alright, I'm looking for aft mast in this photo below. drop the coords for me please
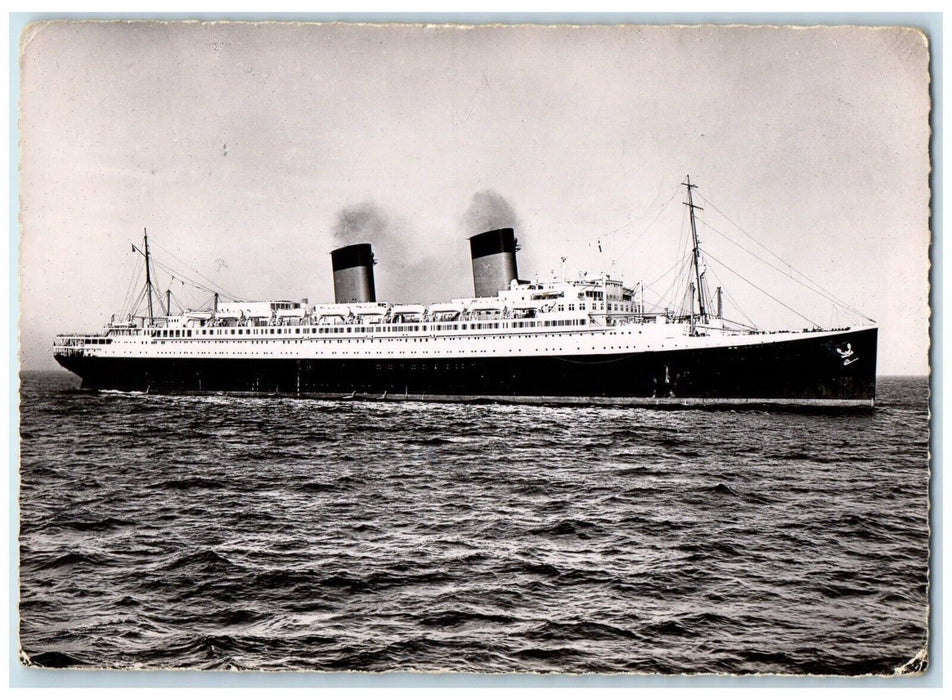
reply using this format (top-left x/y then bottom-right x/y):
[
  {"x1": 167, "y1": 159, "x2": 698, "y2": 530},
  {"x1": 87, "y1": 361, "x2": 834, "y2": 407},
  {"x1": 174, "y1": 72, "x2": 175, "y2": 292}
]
[{"x1": 131, "y1": 227, "x2": 158, "y2": 326}]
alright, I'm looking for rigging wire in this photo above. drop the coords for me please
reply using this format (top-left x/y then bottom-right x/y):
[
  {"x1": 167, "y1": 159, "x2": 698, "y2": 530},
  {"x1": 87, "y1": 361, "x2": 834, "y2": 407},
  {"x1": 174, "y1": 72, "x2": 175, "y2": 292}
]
[
  {"x1": 612, "y1": 185, "x2": 683, "y2": 261},
  {"x1": 670, "y1": 206, "x2": 695, "y2": 313},
  {"x1": 118, "y1": 260, "x2": 136, "y2": 315},
  {"x1": 702, "y1": 249, "x2": 819, "y2": 328},
  {"x1": 119, "y1": 260, "x2": 143, "y2": 319},
  {"x1": 150, "y1": 257, "x2": 238, "y2": 302},
  {"x1": 150, "y1": 258, "x2": 211, "y2": 296},
  {"x1": 694, "y1": 215, "x2": 873, "y2": 324},
  {"x1": 673, "y1": 256, "x2": 694, "y2": 316},
  {"x1": 147, "y1": 265, "x2": 167, "y2": 316},
  {"x1": 645, "y1": 252, "x2": 692, "y2": 313},
  {"x1": 694, "y1": 191, "x2": 873, "y2": 322},
  {"x1": 170, "y1": 283, "x2": 214, "y2": 315},
  {"x1": 149, "y1": 239, "x2": 243, "y2": 301},
  {"x1": 644, "y1": 255, "x2": 685, "y2": 302},
  {"x1": 713, "y1": 315, "x2": 760, "y2": 332},
  {"x1": 195, "y1": 292, "x2": 215, "y2": 312},
  {"x1": 705, "y1": 265, "x2": 759, "y2": 330},
  {"x1": 644, "y1": 252, "x2": 688, "y2": 289},
  {"x1": 174, "y1": 280, "x2": 200, "y2": 313},
  {"x1": 168, "y1": 286, "x2": 191, "y2": 315},
  {"x1": 546, "y1": 184, "x2": 682, "y2": 248},
  {"x1": 127, "y1": 286, "x2": 147, "y2": 319}
]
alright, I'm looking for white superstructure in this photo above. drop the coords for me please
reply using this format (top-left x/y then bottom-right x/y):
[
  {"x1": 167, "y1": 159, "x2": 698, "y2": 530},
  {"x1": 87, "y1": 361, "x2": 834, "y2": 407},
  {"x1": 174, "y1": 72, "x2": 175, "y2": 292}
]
[{"x1": 55, "y1": 275, "x2": 858, "y2": 362}]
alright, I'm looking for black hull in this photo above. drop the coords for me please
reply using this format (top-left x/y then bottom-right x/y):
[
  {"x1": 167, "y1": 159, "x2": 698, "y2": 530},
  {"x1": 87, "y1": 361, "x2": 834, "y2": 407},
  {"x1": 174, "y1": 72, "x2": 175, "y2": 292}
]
[{"x1": 55, "y1": 328, "x2": 877, "y2": 408}]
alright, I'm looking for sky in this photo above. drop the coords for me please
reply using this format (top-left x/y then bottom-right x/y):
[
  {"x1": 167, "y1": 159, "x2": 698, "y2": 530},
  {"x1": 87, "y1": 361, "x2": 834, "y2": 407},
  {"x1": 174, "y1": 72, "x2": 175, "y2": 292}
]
[{"x1": 18, "y1": 22, "x2": 931, "y2": 374}]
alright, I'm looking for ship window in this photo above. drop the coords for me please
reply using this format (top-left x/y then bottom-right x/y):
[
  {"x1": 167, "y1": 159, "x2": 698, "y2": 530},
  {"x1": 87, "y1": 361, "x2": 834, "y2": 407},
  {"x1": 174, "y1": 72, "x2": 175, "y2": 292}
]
[
  {"x1": 187, "y1": 330, "x2": 192, "y2": 337},
  {"x1": 231, "y1": 329, "x2": 236, "y2": 335},
  {"x1": 296, "y1": 328, "x2": 301, "y2": 334}
]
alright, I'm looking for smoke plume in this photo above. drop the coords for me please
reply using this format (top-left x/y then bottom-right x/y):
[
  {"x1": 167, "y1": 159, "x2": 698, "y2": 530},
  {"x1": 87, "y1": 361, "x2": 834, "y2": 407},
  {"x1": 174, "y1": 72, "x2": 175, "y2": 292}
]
[
  {"x1": 329, "y1": 201, "x2": 470, "y2": 303},
  {"x1": 327, "y1": 192, "x2": 523, "y2": 303},
  {"x1": 333, "y1": 202, "x2": 390, "y2": 243},
  {"x1": 462, "y1": 189, "x2": 520, "y2": 235}
]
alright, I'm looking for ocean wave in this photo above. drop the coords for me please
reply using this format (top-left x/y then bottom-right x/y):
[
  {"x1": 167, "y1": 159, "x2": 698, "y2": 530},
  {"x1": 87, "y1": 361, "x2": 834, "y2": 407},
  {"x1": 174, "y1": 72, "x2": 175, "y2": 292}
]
[
  {"x1": 524, "y1": 620, "x2": 641, "y2": 642},
  {"x1": 30, "y1": 551, "x2": 108, "y2": 571},
  {"x1": 418, "y1": 609, "x2": 517, "y2": 628},
  {"x1": 21, "y1": 649, "x2": 89, "y2": 668},
  {"x1": 17, "y1": 372, "x2": 931, "y2": 674},
  {"x1": 152, "y1": 476, "x2": 226, "y2": 490}
]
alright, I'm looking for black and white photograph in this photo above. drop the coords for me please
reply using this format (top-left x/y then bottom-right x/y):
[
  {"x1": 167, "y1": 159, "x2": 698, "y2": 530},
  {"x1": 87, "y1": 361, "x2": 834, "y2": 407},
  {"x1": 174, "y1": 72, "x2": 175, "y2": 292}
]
[{"x1": 16, "y1": 19, "x2": 932, "y2": 678}]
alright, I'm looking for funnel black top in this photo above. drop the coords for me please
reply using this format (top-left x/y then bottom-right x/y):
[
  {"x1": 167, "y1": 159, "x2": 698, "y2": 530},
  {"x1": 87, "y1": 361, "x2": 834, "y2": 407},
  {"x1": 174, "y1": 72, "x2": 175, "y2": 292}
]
[
  {"x1": 469, "y1": 228, "x2": 517, "y2": 260},
  {"x1": 331, "y1": 243, "x2": 374, "y2": 271}
]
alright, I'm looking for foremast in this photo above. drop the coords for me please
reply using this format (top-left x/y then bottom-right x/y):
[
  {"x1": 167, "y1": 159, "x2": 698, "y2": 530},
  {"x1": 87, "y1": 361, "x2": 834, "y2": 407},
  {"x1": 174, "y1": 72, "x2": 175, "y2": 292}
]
[{"x1": 683, "y1": 175, "x2": 708, "y2": 326}]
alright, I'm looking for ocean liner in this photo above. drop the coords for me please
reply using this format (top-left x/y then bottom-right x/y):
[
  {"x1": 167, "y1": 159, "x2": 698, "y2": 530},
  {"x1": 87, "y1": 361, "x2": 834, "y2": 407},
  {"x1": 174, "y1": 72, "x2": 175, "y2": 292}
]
[{"x1": 53, "y1": 178, "x2": 878, "y2": 408}]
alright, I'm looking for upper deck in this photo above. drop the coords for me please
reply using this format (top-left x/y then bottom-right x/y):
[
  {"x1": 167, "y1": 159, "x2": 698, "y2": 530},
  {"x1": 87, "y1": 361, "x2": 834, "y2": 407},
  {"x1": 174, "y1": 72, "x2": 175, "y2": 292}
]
[
  {"x1": 53, "y1": 276, "x2": 763, "y2": 359},
  {"x1": 56, "y1": 277, "x2": 651, "y2": 343}
]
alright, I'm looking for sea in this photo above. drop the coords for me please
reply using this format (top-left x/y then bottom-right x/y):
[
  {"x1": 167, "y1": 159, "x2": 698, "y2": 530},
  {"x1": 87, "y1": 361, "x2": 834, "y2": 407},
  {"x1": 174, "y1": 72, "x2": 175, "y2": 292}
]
[{"x1": 17, "y1": 371, "x2": 931, "y2": 676}]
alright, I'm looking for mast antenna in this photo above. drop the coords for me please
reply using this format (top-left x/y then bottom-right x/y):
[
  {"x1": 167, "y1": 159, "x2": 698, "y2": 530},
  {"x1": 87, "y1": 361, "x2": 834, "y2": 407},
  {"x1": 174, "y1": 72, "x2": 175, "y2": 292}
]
[{"x1": 682, "y1": 175, "x2": 707, "y2": 322}]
